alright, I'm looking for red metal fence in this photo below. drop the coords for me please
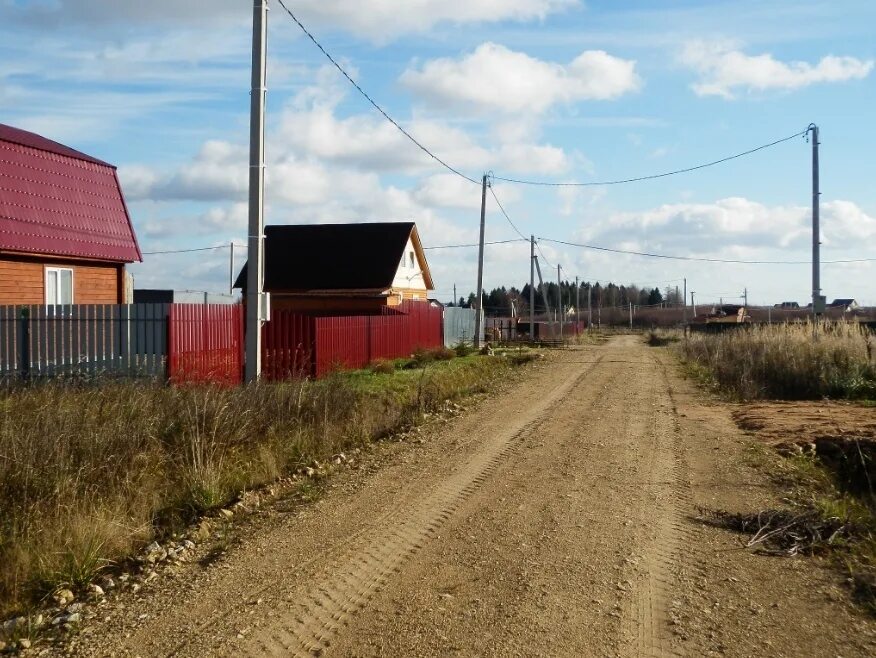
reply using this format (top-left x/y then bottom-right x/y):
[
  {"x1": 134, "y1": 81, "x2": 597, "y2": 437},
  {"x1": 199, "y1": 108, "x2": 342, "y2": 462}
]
[
  {"x1": 263, "y1": 301, "x2": 443, "y2": 379},
  {"x1": 168, "y1": 304, "x2": 243, "y2": 385}
]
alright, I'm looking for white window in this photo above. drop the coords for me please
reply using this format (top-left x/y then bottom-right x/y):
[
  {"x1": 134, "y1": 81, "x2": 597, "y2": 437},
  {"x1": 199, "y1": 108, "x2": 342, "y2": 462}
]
[
  {"x1": 409, "y1": 251, "x2": 415, "y2": 268},
  {"x1": 45, "y1": 267, "x2": 74, "y2": 305}
]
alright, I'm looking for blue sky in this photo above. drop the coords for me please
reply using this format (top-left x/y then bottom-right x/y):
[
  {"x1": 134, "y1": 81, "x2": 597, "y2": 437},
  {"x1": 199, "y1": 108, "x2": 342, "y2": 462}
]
[{"x1": 1, "y1": 0, "x2": 875, "y2": 305}]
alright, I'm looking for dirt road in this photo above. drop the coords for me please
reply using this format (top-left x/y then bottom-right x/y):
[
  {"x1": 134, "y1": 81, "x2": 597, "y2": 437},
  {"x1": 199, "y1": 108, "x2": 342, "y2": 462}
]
[{"x1": 73, "y1": 336, "x2": 875, "y2": 657}]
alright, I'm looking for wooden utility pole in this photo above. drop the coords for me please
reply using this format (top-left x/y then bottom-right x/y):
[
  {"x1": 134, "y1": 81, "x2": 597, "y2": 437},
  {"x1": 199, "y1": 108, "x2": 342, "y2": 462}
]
[
  {"x1": 629, "y1": 302, "x2": 633, "y2": 330},
  {"x1": 473, "y1": 173, "x2": 487, "y2": 348},
  {"x1": 529, "y1": 236, "x2": 535, "y2": 341},
  {"x1": 575, "y1": 276, "x2": 580, "y2": 332},
  {"x1": 453, "y1": 283, "x2": 456, "y2": 306},
  {"x1": 244, "y1": 0, "x2": 268, "y2": 383}
]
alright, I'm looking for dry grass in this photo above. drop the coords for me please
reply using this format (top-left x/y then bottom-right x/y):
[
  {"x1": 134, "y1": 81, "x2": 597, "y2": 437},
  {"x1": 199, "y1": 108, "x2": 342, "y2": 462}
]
[
  {"x1": 680, "y1": 322, "x2": 876, "y2": 400},
  {"x1": 0, "y1": 355, "x2": 510, "y2": 616}
]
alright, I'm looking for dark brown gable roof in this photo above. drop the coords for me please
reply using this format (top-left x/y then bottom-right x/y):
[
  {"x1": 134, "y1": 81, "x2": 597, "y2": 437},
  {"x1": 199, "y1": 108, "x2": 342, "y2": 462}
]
[{"x1": 235, "y1": 222, "x2": 417, "y2": 292}]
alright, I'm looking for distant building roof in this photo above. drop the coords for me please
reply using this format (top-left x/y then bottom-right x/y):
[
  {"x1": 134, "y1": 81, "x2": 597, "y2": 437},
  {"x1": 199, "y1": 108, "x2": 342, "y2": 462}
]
[
  {"x1": 234, "y1": 222, "x2": 434, "y2": 292},
  {"x1": 830, "y1": 298, "x2": 857, "y2": 305},
  {"x1": 0, "y1": 123, "x2": 141, "y2": 263}
]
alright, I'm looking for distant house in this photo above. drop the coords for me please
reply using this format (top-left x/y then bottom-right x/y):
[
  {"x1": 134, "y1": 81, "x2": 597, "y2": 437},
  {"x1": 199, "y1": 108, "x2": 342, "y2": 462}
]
[
  {"x1": 775, "y1": 301, "x2": 800, "y2": 309},
  {"x1": 829, "y1": 298, "x2": 859, "y2": 311},
  {"x1": 234, "y1": 222, "x2": 434, "y2": 314},
  {"x1": 0, "y1": 123, "x2": 141, "y2": 305}
]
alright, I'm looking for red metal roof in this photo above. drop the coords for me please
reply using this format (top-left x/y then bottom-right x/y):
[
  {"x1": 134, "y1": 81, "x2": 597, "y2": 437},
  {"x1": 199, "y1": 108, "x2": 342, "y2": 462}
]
[{"x1": 0, "y1": 123, "x2": 141, "y2": 263}]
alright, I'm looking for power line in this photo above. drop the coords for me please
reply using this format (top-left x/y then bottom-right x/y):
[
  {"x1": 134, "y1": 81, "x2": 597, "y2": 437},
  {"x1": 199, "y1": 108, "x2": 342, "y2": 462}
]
[
  {"x1": 539, "y1": 237, "x2": 876, "y2": 265},
  {"x1": 275, "y1": 0, "x2": 479, "y2": 185},
  {"x1": 488, "y1": 184, "x2": 528, "y2": 241},
  {"x1": 424, "y1": 238, "x2": 527, "y2": 250},
  {"x1": 492, "y1": 128, "x2": 809, "y2": 187},
  {"x1": 141, "y1": 245, "x2": 229, "y2": 255}
]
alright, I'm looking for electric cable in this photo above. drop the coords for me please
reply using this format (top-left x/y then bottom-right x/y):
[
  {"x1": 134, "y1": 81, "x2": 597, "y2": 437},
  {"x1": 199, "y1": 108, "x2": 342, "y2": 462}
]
[
  {"x1": 275, "y1": 0, "x2": 480, "y2": 185},
  {"x1": 538, "y1": 237, "x2": 876, "y2": 264},
  {"x1": 492, "y1": 128, "x2": 809, "y2": 186},
  {"x1": 141, "y1": 245, "x2": 229, "y2": 256}
]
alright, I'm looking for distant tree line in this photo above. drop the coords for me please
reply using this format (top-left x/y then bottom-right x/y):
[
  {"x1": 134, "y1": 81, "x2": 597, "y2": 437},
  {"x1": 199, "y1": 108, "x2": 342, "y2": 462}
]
[{"x1": 448, "y1": 281, "x2": 685, "y2": 317}]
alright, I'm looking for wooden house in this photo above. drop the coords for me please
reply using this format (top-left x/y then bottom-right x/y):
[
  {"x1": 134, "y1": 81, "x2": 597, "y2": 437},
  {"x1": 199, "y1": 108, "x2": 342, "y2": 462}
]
[
  {"x1": 234, "y1": 222, "x2": 434, "y2": 314},
  {"x1": 0, "y1": 123, "x2": 141, "y2": 305}
]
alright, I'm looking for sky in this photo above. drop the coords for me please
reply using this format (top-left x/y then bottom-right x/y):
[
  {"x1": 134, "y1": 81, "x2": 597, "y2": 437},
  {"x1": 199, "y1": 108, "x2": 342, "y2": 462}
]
[{"x1": 1, "y1": 0, "x2": 875, "y2": 306}]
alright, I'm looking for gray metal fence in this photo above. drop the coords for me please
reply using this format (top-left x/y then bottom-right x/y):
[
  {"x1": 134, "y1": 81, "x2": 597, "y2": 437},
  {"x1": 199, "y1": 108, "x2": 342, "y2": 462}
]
[
  {"x1": 443, "y1": 307, "x2": 481, "y2": 347},
  {"x1": 0, "y1": 304, "x2": 169, "y2": 380}
]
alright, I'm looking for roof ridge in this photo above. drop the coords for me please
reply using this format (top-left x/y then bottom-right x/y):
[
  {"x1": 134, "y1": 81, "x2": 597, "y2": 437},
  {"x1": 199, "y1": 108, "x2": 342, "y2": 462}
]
[{"x1": 0, "y1": 123, "x2": 113, "y2": 168}]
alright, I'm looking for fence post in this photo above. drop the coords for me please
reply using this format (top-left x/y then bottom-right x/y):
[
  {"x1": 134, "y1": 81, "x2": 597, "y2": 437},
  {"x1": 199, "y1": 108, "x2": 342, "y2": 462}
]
[{"x1": 19, "y1": 308, "x2": 30, "y2": 381}]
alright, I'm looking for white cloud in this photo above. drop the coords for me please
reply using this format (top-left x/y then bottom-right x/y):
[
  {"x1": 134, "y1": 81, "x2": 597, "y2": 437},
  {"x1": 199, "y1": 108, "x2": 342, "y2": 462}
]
[
  {"x1": 3, "y1": 0, "x2": 576, "y2": 39},
  {"x1": 681, "y1": 40, "x2": 874, "y2": 98},
  {"x1": 288, "y1": 0, "x2": 577, "y2": 41},
  {"x1": 577, "y1": 197, "x2": 876, "y2": 255},
  {"x1": 402, "y1": 43, "x2": 641, "y2": 113}
]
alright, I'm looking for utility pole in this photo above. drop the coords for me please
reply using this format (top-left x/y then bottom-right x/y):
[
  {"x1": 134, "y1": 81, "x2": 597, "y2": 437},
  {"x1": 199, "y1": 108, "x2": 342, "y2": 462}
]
[
  {"x1": 743, "y1": 287, "x2": 748, "y2": 309},
  {"x1": 453, "y1": 283, "x2": 456, "y2": 306},
  {"x1": 629, "y1": 301, "x2": 633, "y2": 330},
  {"x1": 575, "y1": 276, "x2": 580, "y2": 333},
  {"x1": 529, "y1": 236, "x2": 535, "y2": 341},
  {"x1": 691, "y1": 291, "x2": 697, "y2": 316},
  {"x1": 473, "y1": 173, "x2": 487, "y2": 348},
  {"x1": 229, "y1": 242, "x2": 234, "y2": 296},
  {"x1": 682, "y1": 277, "x2": 687, "y2": 324},
  {"x1": 809, "y1": 123, "x2": 823, "y2": 334},
  {"x1": 244, "y1": 0, "x2": 268, "y2": 384},
  {"x1": 557, "y1": 264, "x2": 563, "y2": 341},
  {"x1": 587, "y1": 285, "x2": 592, "y2": 332}
]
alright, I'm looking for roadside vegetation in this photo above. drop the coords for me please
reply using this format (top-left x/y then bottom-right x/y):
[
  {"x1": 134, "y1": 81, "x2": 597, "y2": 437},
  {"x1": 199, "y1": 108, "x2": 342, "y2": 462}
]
[
  {"x1": 678, "y1": 322, "x2": 876, "y2": 613},
  {"x1": 679, "y1": 322, "x2": 876, "y2": 400},
  {"x1": 0, "y1": 348, "x2": 522, "y2": 617}
]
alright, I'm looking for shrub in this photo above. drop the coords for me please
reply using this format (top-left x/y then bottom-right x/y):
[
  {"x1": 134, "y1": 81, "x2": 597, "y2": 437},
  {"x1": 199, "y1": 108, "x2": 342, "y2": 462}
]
[
  {"x1": 453, "y1": 341, "x2": 473, "y2": 357},
  {"x1": 369, "y1": 359, "x2": 395, "y2": 374}
]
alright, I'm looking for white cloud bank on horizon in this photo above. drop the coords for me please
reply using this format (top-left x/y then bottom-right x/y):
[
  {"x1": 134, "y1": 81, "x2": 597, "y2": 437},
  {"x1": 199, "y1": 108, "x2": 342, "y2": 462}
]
[
  {"x1": 401, "y1": 43, "x2": 641, "y2": 113},
  {"x1": 3, "y1": 0, "x2": 578, "y2": 40},
  {"x1": 681, "y1": 40, "x2": 873, "y2": 98}
]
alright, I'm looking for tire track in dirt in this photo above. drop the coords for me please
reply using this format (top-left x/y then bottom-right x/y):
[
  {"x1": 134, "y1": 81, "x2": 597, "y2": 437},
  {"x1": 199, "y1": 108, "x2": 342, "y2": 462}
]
[
  {"x1": 624, "y1": 352, "x2": 688, "y2": 658},
  {"x1": 240, "y1": 357, "x2": 606, "y2": 657}
]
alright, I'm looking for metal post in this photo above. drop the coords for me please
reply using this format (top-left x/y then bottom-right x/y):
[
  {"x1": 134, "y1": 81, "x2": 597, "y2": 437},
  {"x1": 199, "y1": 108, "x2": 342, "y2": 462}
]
[
  {"x1": 245, "y1": 0, "x2": 268, "y2": 384},
  {"x1": 809, "y1": 123, "x2": 822, "y2": 333},
  {"x1": 19, "y1": 308, "x2": 30, "y2": 381},
  {"x1": 557, "y1": 264, "x2": 563, "y2": 342},
  {"x1": 529, "y1": 235, "x2": 535, "y2": 341},
  {"x1": 473, "y1": 174, "x2": 487, "y2": 348}
]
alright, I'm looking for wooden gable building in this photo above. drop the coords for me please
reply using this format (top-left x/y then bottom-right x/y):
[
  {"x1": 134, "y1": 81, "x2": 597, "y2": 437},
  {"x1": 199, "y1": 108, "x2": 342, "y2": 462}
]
[
  {"x1": 234, "y1": 222, "x2": 435, "y2": 314},
  {"x1": 0, "y1": 123, "x2": 141, "y2": 305}
]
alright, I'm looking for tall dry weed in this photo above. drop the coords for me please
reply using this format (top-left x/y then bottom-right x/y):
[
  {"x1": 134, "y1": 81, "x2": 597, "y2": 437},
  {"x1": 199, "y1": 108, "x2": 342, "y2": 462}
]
[
  {"x1": 681, "y1": 322, "x2": 876, "y2": 400},
  {"x1": 0, "y1": 356, "x2": 508, "y2": 615}
]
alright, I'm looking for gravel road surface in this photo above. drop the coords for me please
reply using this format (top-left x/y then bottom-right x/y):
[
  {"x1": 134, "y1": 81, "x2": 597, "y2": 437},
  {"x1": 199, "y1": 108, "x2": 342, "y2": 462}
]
[{"x1": 71, "y1": 335, "x2": 876, "y2": 657}]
